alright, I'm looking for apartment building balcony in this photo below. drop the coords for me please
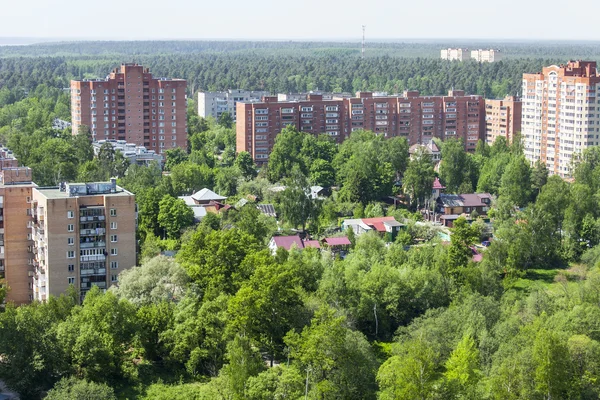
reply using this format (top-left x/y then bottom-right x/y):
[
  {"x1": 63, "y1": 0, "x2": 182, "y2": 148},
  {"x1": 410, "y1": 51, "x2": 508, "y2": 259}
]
[
  {"x1": 80, "y1": 268, "x2": 107, "y2": 276},
  {"x1": 79, "y1": 241, "x2": 106, "y2": 249},
  {"x1": 80, "y1": 215, "x2": 105, "y2": 222},
  {"x1": 80, "y1": 228, "x2": 105, "y2": 236},
  {"x1": 80, "y1": 254, "x2": 106, "y2": 262},
  {"x1": 80, "y1": 281, "x2": 107, "y2": 290}
]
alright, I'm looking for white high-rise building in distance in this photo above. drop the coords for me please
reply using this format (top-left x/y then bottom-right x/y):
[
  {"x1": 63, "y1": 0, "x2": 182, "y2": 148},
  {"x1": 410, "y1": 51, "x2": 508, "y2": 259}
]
[
  {"x1": 522, "y1": 61, "x2": 600, "y2": 177},
  {"x1": 198, "y1": 90, "x2": 268, "y2": 121}
]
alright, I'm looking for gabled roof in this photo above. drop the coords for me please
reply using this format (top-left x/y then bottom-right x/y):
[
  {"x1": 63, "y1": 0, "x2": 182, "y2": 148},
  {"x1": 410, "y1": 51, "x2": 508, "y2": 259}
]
[
  {"x1": 440, "y1": 193, "x2": 492, "y2": 208},
  {"x1": 409, "y1": 139, "x2": 440, "y2": 154},
  {"x1": 190, "y1": 188, "x2": 227, "y2": 202},
  {"x1": 271, "y1": 235, "x2": 304, "y2": 251},
  {"x1": 303, "y1": 240, "x2": 321, "y2": 249},
  {"x1": 343, "y1": 216, "x2": 400, "y2": 233},
  {"x1": 324, "y1": 237, "x2": 352, "y2": 246}
]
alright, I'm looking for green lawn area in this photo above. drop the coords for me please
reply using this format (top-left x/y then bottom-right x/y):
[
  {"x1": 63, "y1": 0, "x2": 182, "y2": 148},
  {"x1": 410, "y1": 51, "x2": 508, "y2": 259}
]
[{"x1": 509, "y1": 265, "x2": 588, "y2": 294}]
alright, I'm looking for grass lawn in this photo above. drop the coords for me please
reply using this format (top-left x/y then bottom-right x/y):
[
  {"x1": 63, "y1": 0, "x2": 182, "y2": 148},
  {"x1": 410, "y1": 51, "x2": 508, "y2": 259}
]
[{"x1": 509, "y1": 265, "x2": 587, "y2": 294}]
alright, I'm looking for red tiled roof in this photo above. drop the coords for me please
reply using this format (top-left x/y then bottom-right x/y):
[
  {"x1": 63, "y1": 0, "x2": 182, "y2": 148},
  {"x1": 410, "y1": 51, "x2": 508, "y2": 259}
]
[
  {"x1": 272, "y1": 235, "x2": 304, "y2": 251},
  {"x1": 324, "y1": 237, "x2": 352, "y2": 246}
]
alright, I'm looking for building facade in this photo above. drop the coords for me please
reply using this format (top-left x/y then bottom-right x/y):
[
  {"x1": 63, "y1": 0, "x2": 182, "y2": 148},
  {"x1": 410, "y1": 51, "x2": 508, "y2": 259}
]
[
  {"x1": 471, "y1": 49, "x2": 502, "y2": 63},
  {"x1": 198, "y1": 90, "x2": 268, "y2": 121},
  {"x1": 485, "y1": 96, "x2": 522, "y2": 145},
  {"x1": 71, "y1": 64, "x2": 187, "y2": 153},
  {"x1": 31, "y1": 180, "x2": 136, "y2": 302},
  {"x1": 522, "y1": 61, "x2": 600, "y2": 176},
  {"x1": 237, "y1": 90, "x2": 485, "y2": 163},
  {"x1": 441, "y1": 48, "x2": 468, "y2": 61},
  {"x1": 0, "y1": 150, "x2": 36, "y2": 304}
]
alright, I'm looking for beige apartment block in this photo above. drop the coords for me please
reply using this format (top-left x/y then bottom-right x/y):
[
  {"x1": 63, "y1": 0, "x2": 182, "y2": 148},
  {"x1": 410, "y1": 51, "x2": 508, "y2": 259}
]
[
  {"x1": 471, "y1": 49, "x2": 503, "y2": 63},
  {"x1": 522, "y1": 60, "x2": 600, "y2": 176},
  {"x1": 31, "y1": 180, "x2": 136, "y2": 302},
  {"x1": 441, "y1": 48, "x2": 468, "y2": 61}
]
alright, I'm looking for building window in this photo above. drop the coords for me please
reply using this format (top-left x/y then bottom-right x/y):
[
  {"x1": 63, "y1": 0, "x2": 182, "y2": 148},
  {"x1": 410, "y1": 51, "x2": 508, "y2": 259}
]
[
  {"x1": 67, "y1": 251, "x2": 75, "y2": 258},
  {"x1": 67, "y1": 211, "x2": 74, "y2": 219},
  {"x1": 67, "y1": 237, "x2": 74, "y2": 245},
  {"x1": 111, "y1": 261, "x2": 119, "y2": 269},
  {"x1": 26, "y1": 208, "x2": 31, "y2": 216},
  {"x1": 67, "y1": 224, "x2": 74, "y2": 232},
  {"x1": 110, "y1": 248, "x2": 118, "y2": 256},
  {"x1": 110, "y1": 222, "x2": 117, "y2": 230},
  {"x1": 110, "y1": 235, "x2": 118, "y2": 243},
  {"x1": 68, "y1": 277, "x2": 75, "y2": 284},
  {"x1": 68, "y1": 264, "x2": 74, "y2": 272},
  {"x1": 110, "y1": 208, "x2": 117, "y2": 217},
  {"x1": 111, "y1": 274, "x2": 118, "y2": 283}
]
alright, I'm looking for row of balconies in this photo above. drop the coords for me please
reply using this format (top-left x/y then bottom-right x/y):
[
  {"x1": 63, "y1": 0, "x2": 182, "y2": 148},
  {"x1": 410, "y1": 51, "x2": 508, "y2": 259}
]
[
  {"x1": 80, "y1": 254, "x2": 106, "y2": 262},
  {"x1": 79, "y1": 241, "x2": 106, "y2": 249},
  {"x1": 80, "y1": 268, "x2": 107, "y2": 276},
  {"x1": 80, "y1": 281, "x2": 107, "y2": 289},
  {"x1": 80, "y1": 228, "x2": 106, "y2": 236}
]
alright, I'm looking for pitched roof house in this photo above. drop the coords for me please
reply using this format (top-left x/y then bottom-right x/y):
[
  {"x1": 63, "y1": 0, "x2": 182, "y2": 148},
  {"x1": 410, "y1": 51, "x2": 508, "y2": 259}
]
[
  {"x1": 268, "y1": 235, "x2": 321, "y2": 254},
  {"x1": 341, "y1": 216, "x2": 404, "y2": 242},
  {"x1": 178, "y1": 188, "x2": 228, "y2": 221},
  {"x1": 438, "y1": 193, "x2": 493, "y2": 226},
  {"x1": 409, "y1": 139, "x2": 441, "y2": 162}
]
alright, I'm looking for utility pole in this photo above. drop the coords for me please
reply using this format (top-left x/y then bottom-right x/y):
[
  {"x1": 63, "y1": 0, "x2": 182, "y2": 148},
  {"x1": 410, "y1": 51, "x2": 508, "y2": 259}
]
[{"x1": 361, "y1": 25, "x2": 366, "y2": 59}]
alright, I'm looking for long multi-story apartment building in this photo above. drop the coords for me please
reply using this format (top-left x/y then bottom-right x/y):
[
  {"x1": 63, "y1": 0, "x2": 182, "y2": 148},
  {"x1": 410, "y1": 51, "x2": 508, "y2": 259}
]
[
  {"x1": 237, "y1": 90, "x2": 485, "y2": 163},
  {"x1": 522, "y1": 60, "x2": 600, "y2": 176},
  {"x1": 485, "y1": 96, "x2": 522, "y2": 145},
  {"x1": 0, "y1": 148, "x2": 36, "y2": 304},
  {"x1": 71, "y1": 63, "x2": 188, "y2": 153},
  {"x1": 198, "y1": 90, "x2": 268, "y2": 121},
  {"x1": 471, "y1": 49, "x2": 502, "y2": 63},
  {"x1": 441, "y1": 48, "x2": 468, "y2": 61},
  {"x1": 31, "y1": 180, "x2": 136, "y2": 302}
]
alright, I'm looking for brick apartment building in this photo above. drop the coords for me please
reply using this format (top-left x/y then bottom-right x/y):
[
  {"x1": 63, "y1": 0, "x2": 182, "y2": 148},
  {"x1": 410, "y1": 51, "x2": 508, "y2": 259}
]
[
  {"x1": 31, "y1": 180, "x2": 136, "y2": 302},
  {"x1": 485, "y1": 96, "x2": 522, "y2": 145},
  {"x1": 71, "y1": 64, "x2": 188, "y2": 153},
  {"x1": 0, "y1": 147, "x2": 36, "y2": 304},
  {"x1": 237, "y1": 90, "x2": 485, "y2": 163},
  {"x1": 522, "y1": 60, "x2": 600, "y2": 176}
]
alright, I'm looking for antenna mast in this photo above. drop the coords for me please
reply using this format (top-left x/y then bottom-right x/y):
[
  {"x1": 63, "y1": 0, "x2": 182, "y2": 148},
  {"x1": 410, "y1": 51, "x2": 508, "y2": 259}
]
[{"x1": 361, "y1": 25, "x2": 366, "y2": 59}]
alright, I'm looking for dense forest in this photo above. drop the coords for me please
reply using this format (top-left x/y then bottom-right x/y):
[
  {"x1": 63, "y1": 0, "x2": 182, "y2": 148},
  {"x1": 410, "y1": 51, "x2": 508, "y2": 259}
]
[
  {"x1": 3, "y1": 41, "x2": 600, "y2": 399},
  {"x1": 3, "y1": 40, "x2": 600, "y2": 97}
]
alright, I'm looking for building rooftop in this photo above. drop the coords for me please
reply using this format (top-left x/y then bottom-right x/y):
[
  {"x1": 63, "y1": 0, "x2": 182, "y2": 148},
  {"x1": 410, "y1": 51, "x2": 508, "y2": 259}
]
[
  {"x1": 190, "y1": 188, "x2": 227, "y2": 202},
  {"x1": 439, "y1": 193, "x2": 492, "y2": 208},
  {"x1": 35, "y1": 181, "x2": 133, "y2": 199}
]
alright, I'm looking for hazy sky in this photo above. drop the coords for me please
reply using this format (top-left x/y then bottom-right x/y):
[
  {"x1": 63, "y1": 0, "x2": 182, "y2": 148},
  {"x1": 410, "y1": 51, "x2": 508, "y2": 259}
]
[{"x1": 2, "y1": 0, "x2": 600, "y2": 41}]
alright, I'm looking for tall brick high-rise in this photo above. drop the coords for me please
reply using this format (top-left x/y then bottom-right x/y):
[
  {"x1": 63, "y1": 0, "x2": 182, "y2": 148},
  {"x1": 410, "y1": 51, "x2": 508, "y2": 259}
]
[
  {"x1": 71, "y1": 64, "x2": 187, "y2": 153},
  {"x1": 237, "y1": 90, "x2": 485, "y2": 163},
  {"x1": 522, "y1": 61, "x2": 600, "y2": 176}
]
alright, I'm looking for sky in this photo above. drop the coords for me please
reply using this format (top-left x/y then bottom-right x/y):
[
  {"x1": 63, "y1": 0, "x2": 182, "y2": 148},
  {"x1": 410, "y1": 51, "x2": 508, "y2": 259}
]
[{"x1": 2, "y1": 0, "x2": 600, "y2": 41}]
